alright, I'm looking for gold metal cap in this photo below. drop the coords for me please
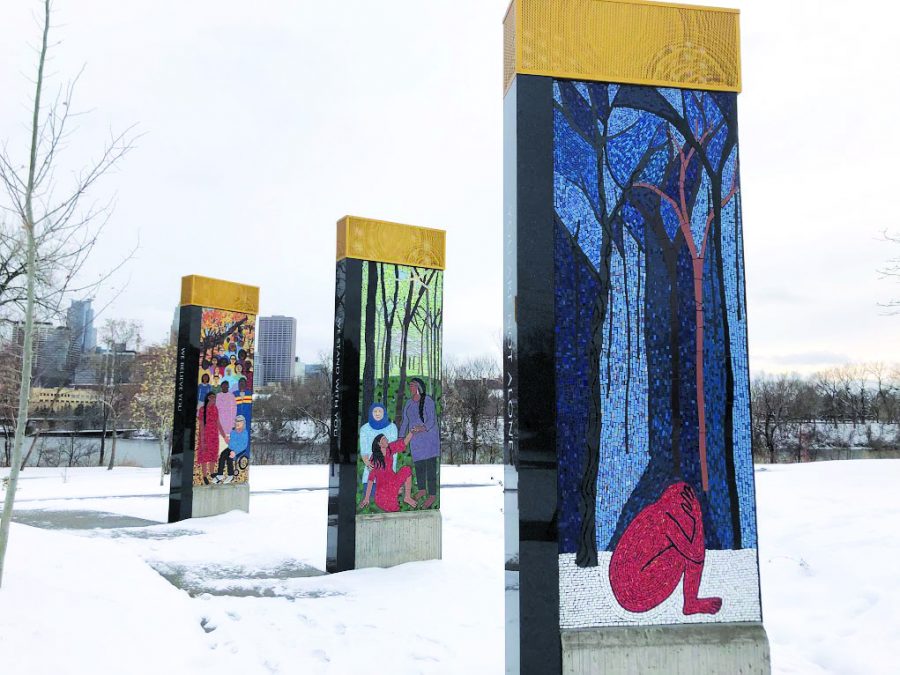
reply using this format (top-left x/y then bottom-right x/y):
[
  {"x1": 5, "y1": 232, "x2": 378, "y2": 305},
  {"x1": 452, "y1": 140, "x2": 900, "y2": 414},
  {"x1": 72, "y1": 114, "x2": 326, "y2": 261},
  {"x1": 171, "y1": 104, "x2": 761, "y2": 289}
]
[
  {"x1": 180, "y1": 275, "x2": 260, "y2": 314},
  {"x1": 504, "y1": 0, "x2": 741, "y2": 94},
  {"x1": 336, "y1": 216, "x2": 446, "y2": 270}
]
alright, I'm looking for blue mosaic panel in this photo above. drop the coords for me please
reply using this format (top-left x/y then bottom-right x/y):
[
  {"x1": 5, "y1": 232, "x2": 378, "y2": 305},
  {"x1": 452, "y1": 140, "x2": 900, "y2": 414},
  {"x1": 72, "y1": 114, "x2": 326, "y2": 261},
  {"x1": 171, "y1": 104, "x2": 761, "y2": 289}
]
[{"x1": 553, "y1": 81, "x2": 760, "y2": 627}]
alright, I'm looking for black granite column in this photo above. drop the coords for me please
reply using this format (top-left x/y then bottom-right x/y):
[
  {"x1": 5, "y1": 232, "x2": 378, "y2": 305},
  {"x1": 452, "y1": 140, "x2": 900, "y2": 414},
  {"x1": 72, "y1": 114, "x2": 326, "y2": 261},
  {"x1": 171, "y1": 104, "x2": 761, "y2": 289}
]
[
  {"x1": 168, "y1": 306, "x2": 201, "y2": 523},
  {"x1": 504, "y1": 74, "x2": 560, "y2": 674},
  {"x1": 327, "y1": 259, "x2": 362, "y2": 572}
]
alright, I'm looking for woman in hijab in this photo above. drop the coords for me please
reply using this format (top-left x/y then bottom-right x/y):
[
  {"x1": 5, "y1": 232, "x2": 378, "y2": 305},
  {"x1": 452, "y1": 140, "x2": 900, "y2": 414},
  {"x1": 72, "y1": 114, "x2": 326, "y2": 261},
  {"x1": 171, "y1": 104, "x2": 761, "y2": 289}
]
[{"x1": 358, "y1": 402, "x2": 398, "y2": 502}]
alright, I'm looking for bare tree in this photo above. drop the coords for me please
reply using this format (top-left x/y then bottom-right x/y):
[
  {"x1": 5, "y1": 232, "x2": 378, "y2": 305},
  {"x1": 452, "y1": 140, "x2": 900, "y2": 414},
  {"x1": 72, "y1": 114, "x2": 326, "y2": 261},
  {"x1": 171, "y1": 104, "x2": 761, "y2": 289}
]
[
  {"x1": 255, "y1": 353, "x2": 332, "y2": 447},
  {"x1": 814, "y1": 368, "x2": 844, "y2": 428},
  {"x1": 0, "y1": 341, "x2": 25, "y2": 469},
  {"x1": 836, "y1": 364, "x2": 870, "y2": 427},
  {"x1": 750, "y1": 373, "x2": 803, "y2": 464},
  {"x1": 56, "y1": 435, "x2": 96, "y2": 468},
  {"x1": 394, "y1": 268, "x2": 438, "y2": 424},
  {"x1": 0, "y1": 0, "x2": 137, "y2": 585},
  {"x1": 294, "y1": 353, "x2": 333, "y2": 443},
  {"x1": 0, "y1": 360, "x2": 45, "y2": 472},
  {"x1": 95, "y1": 319, "x2": 141, "y2": 470},
  {"x1": 749, "y1": 365, "x2": 900, "y2": 460},
  {"x1": 870, "y1": 362, "x2": 899, "y2": 424},
  {"x1": 442, "y1": 356, "x2": 502, "y2": 464},
  {"x1": 130, "y1": 342, "x2": 176, "y2": 485},
  {"x1": 440, "y1": 360, "x2": 466, "y2": 464}
]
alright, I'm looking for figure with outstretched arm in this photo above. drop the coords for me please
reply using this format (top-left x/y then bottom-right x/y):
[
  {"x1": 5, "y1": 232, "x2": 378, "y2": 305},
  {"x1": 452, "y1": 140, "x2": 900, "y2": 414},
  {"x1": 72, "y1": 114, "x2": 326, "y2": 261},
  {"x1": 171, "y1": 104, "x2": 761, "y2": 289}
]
[
  {"x1": 609, "y1": 482, "x2": 722, "y2": 616},
  {"x1": 399, "y1": 378, "x2": 440, "y2": 509},
  {"x1": 359, "y1": 431, "x2": 420, "y2": 512}
]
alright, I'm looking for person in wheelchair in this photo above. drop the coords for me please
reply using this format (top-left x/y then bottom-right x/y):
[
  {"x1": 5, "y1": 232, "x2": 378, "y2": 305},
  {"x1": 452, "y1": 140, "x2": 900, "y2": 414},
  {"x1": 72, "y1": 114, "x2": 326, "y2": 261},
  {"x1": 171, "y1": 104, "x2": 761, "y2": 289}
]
[{"x1": 212, "y1": 415, "x2": 249, "y2": 483}]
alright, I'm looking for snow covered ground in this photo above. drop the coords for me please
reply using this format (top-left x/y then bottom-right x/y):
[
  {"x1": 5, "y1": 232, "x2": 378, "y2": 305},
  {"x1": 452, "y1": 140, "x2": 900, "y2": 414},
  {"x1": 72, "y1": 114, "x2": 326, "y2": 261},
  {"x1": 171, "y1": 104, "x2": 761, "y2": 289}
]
[
  {"x1": 755, "y1": 461, "x2": 900, "y2": 674},
  {"x1": 1, "y1": 461, "x2": 897, "y2": 674}
]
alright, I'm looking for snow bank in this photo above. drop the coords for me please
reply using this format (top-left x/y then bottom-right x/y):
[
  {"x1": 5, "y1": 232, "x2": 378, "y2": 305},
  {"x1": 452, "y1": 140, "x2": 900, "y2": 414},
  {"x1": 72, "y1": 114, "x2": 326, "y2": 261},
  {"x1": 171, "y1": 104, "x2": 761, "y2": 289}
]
[
  {"x1": 1, "y1": 460, "x2": 897, "y2": 673},
  {"x1": 0, "y1": 524, "x2": 247, "y2": 675},
  {"x1": 757, "y1": 460, "x2": 900, "y2": 674}
]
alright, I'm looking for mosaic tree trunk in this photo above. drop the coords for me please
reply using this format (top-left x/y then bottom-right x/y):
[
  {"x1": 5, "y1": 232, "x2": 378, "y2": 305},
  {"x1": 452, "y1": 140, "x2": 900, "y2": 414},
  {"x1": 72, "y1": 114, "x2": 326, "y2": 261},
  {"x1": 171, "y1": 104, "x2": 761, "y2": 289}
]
[
  {"x1": 328, "y1": 216, "x2": 446, "y2": 572},
  {"x1": 503, "y1": 1, "x2": 768, "y2": 673},
  {"x1": 168, "y1": 275, "x2": 259, "y2": 522}
]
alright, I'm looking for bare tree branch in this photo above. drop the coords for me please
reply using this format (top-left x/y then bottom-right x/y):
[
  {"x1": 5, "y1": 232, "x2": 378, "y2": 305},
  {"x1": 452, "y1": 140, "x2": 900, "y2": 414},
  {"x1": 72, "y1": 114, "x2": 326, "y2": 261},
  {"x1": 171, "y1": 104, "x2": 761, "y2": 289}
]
[{"x1": 0, "y1": 0, "x2": 137, "y2": 587}]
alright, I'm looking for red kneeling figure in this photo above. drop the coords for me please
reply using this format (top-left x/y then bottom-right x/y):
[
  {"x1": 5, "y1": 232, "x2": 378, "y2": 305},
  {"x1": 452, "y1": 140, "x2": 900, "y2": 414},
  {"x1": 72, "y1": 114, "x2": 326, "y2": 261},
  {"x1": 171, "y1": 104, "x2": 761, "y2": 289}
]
[{"x1": 609, "y1": 482, "x2": 722, "y2": 616}]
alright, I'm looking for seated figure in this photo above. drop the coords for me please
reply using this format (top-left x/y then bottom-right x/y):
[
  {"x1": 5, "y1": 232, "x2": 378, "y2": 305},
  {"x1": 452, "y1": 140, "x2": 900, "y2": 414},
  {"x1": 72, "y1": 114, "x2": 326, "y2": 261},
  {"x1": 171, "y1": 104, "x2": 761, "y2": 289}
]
[{"x1": 609, "y1": 481, "x2": 722, "y2": 616}]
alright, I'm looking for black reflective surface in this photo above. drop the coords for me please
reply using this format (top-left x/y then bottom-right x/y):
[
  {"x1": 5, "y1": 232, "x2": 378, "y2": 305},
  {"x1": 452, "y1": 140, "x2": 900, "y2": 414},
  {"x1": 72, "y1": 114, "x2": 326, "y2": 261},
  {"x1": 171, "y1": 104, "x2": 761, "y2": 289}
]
[
  {"x1": 168, "y1": 305, "x2": 201, "y2": 523},
  {"x1": 505, "y1": 74, "x2": 561, "y2": 674},
  {"x1": 327, "y1": 259, "x2": 362, "y2": 573}
]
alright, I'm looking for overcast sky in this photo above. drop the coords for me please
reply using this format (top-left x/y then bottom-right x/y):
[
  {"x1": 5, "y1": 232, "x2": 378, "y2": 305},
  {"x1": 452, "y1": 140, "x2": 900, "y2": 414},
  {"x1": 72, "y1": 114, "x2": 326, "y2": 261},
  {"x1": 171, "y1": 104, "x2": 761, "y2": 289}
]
[{"x1": 1, "y1": 0, "x2": 898, "y2": 374}]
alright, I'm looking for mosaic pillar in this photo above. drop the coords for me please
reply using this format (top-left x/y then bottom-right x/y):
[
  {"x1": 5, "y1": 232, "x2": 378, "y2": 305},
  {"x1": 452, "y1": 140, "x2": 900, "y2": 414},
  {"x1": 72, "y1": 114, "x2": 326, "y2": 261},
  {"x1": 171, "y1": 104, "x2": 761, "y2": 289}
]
[
  {"x1": 169, "y1": 275, "x2": 258, "y2": 522},
  {"x1": 503, "y1": 1, "x2": 770, "y2": 672},
  {"x1": 328, "y1": 216, "x2": 446, "y2": 572}
]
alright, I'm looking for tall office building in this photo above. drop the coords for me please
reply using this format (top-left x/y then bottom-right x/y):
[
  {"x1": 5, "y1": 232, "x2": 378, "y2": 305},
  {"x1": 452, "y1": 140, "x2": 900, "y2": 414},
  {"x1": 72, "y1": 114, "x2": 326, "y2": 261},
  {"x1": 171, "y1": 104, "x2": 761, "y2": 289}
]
[
  {"x1": 12, "y1": 321, "x2": 54, "y2": 351},
  {"x1": 38, "y1": 326, "x2": 72, "y2": 387},
  {"x1": 66, "y1": 299, "x2": 96, "y2": 375},
  {"x1": 257, "y1": 315, "x2": 297, "y2": 385},
  {"x1": 67, "y1": 299, "x2": 96, "y2": 358},
  {"x1": 12, "y1": 321, "x2": 55, "y2": 380}
]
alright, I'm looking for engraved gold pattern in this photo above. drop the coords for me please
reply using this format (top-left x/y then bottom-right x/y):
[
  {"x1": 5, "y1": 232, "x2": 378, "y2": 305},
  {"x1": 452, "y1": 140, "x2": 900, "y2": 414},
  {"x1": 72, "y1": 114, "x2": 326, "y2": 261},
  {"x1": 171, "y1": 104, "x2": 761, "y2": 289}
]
[
  {"x1": 180, "y1": 275, "x2": 260, "y2": 314},
  {"x1": 335, "y1": 216, "x2": 446, "y2": 270},
  {"x1": 503, "y1": 0, "x2": 741, "y2": 94}
]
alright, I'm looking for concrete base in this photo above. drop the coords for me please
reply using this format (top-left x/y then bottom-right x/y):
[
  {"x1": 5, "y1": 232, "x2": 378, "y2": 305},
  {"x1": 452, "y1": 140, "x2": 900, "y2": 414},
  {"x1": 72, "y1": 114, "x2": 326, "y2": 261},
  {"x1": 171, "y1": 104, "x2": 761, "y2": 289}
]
[
  {"x1": 191, "y1": 483, "x2": 250, "y2": 518},
  {"x1": 355, "y1": 509, "x2": 442, "y2": 568},
  {"x1": 561, "y1": 622, "x2": 770, "y2": 675}
]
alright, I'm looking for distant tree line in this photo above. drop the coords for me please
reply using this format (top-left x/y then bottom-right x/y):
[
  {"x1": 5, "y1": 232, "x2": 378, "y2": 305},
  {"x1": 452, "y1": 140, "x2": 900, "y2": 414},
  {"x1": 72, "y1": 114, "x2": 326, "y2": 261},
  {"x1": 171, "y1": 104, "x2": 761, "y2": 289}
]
[
  {"x1": 251, "y1": 354, "x2": 504, "y2": 465},
  {"x1": 751, "y1": 363, "x2": 900, "y2": 463},
  {"x1": 251, "y1": 355, "x2": 333, "y2": 465},
  {"x1": 440, "y1": 357, "x2": 503, "y2": 464},
  {"x1": 6, "y1": 346, "x2": 895, "y2": 472},
  {"x1": 236, "y1": 357, "x2": 900, "y2": 467}
]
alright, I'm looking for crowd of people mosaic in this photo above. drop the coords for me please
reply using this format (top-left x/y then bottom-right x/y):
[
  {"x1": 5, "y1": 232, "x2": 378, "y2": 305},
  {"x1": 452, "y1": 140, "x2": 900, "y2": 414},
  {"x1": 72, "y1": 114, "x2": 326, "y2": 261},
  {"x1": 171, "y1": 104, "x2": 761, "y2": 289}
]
[
  {"x1": 552, "y1": 79, "x2": 760, "y2": 628},
  {"x1": 193, "y1": 308, "x2": 255, "y2": 487}
]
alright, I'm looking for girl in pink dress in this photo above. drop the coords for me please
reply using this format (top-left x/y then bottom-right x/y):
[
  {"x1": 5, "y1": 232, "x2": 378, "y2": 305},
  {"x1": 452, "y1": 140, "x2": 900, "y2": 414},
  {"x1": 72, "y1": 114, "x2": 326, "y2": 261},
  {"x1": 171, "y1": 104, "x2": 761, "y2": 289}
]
[
  {"x1": 359, "y1": 431, "x2": 419, "y2": 512},
  {"x1": 197, "y1": 392, "x2": 226, "y2": 485}
]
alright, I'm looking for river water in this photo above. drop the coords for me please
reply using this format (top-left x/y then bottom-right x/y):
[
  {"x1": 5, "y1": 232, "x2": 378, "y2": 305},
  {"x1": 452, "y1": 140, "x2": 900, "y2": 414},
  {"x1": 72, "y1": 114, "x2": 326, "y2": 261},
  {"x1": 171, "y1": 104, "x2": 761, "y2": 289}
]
[
  {"x1": 24, "y1": 436, "x2": 900, "y2": 469},
  {"x1": 25, "y1": 437, "x2": 166, "y2": 468}
]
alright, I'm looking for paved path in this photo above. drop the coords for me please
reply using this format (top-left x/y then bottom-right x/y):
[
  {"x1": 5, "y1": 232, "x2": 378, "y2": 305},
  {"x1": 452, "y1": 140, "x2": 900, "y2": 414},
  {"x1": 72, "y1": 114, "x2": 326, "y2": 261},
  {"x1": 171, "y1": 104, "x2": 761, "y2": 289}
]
[{"x1": 12, "y1": 509, "x2": 163, "y2": 529}]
